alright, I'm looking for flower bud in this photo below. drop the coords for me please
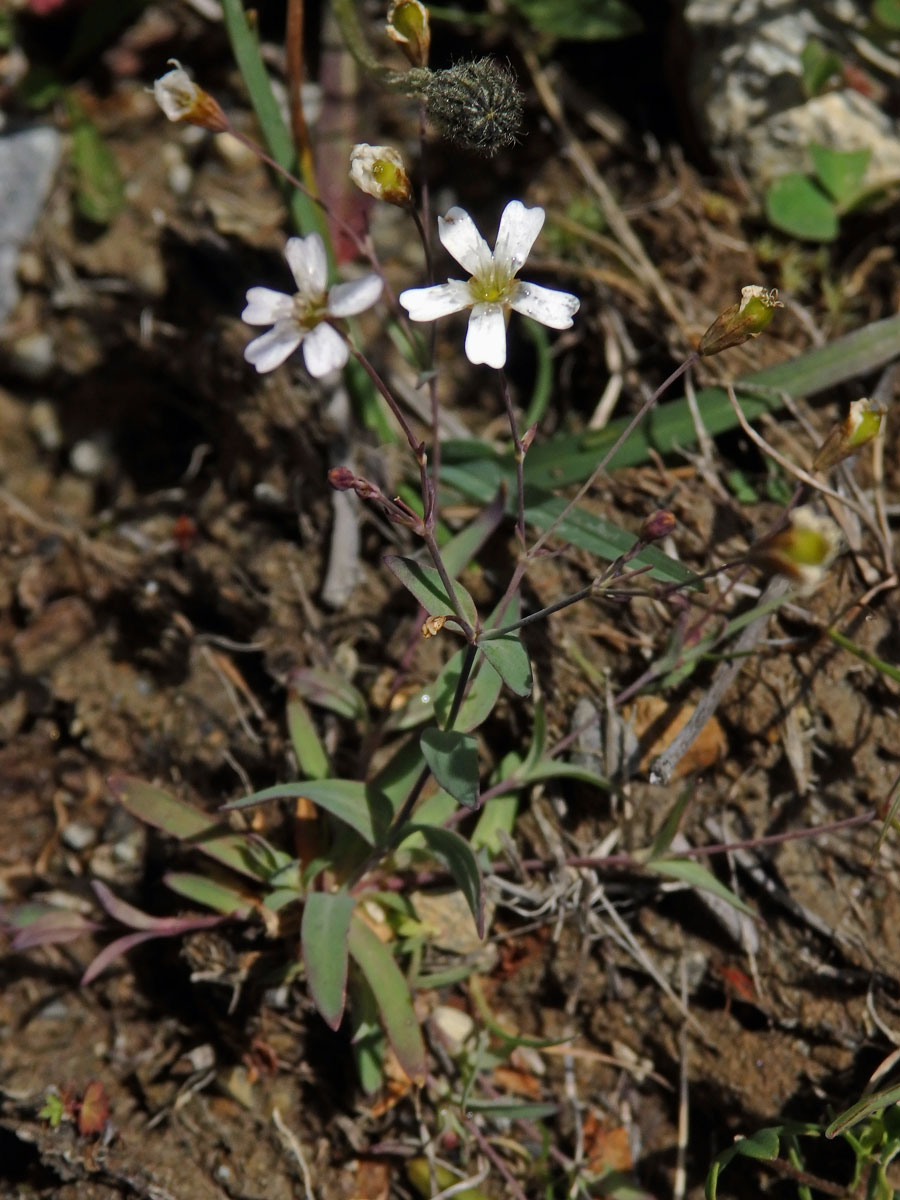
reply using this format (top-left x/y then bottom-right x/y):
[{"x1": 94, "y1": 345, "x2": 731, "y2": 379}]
[
  {"x1": 386, "y1": 0, "x2": 430, "y2": 68},
  {"x1": 349, "y1": 143, "x2": 412, "y2": 206},
  {"x1": 520, "y1": 422, "x2": 539, "y2": 453},
  {"x1": 328, "y1": 466, "x2": 357, "y2": 491},
  {"x1": 812, "y1": 397, "x2": 885, "y2": 472},
  {"x1": 419, "y1": 58, "x2": 523, "y2": 156},
  {"x1": 698, "y1": 285, "x2": 783, "y2": 357},
  {"x1": 153, "y1": 61, "x2": 228, "y2": 133},
  {"x1": 640, "y1": 509, "x2": 676, "y2": 543},
  {"x1": 752, "y1": 505, "x2": 841, "y2": 591}
]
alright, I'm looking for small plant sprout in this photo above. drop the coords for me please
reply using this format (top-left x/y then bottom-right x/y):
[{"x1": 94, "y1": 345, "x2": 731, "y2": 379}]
[
  {"x1": 386, "y1": 0, "x2": 431, "y2": 68},
  {"x1": 399, "y1": 200, "x2": 580, "y2": 369},
  {"x1": 242, "y1": 234, "x2": 382, "y2": 376},
  {"x1": 349, "y1": 143, "x2": 412, "y2": 207},
  {"x1": 813, "y1": 396, "x2": 886, "y2": 471},
  {"x1": 753, "y1": 505, "x2": 842, "y2": 590},
  {"x1": 152, "y1": 60, "x2": 228, "y2": 133},
  {"x1": 699, "y1": 284, "x2": 783, "y2": 356}
]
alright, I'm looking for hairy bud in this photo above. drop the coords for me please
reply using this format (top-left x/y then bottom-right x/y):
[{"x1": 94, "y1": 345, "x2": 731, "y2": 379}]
[{"x1": 418, "y1": 58, "x2": 523, "y2": 155}]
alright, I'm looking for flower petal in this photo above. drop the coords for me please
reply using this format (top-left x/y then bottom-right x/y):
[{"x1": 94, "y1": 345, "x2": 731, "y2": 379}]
[
  {"x1": 285, "y1": 234, "x2": 328, "y2": 301},
  {"x1": 242, "y1": 287, "x2": 293, "y2": 326},
  {"x1": 400, "y1": 280, "x2": 471, "y2": 322},
  {"x1": 244, "y1": 322, "x2": 303, "y2": 373},
  {"x1": 494, "y1": 201, "x2": 544, "y2": 276},
  {"x1": 438, "y1": 207, "x2": 491, "y2": 275},
  {"x1": 302, "y1": 322, "x2": 348, "y2": 377},
  {"x1": 509, "y1": 280, "x2": 580, "y2": 329},
  {"x1": 328, "y1": 274, "x2": 383, "y2": 318},
  {"x1": 465, "y1": 303, "x2": 507, "y2": 369}
]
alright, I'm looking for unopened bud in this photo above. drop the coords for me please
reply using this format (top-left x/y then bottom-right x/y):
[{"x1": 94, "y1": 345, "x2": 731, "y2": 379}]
[
  {"x1": 640, "y1": 510, "x2": 676, "y2": 542},
  {"x1": 386, "y1": 0, "x2": 430, "y2": 68},
  {"x1": 419, "y1": 58, "x2": 523, "y2": 156},
  {"x1": 153, "y1": 61, "x2": 228, "y2": 133},
  {"x1": 328, "y1": 466, "x2": 357, "y2": 491},
  {"x1": 752, "y1": 505, "x2": 841, "y2": 591},
  {"x1": 812, "y1": 397, "x2": 885, "y2": 472},
  {"x1": 521, "y1": 422, "x2": 538, "y2": 453},
  {"x1": 698, "y1": 285, "x2": 783, "y2": 357},
  {"x1": 349, "y1": 143, "x2": 412, "y2": 206}
]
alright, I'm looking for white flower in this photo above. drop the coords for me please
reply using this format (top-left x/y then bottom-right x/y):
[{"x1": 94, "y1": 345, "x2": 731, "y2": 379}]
[
  {"x1": 152, "y1": 60, "x2": 228, "y2": 132},
  {"x1": 153, "y1": 61, "x2": 198, "y2": 121},
  {"x1": 242, "y1": 234, "x2": 383, "y2": 376},
  {"x1": 399, "y1": 200, "x2": 579, "y2": 369}
]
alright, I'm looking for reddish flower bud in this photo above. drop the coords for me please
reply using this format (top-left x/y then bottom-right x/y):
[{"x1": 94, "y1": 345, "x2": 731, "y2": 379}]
[
  {"x1": 640, "y1": 509, "x2": 676, "y2": 542},
  {"x1": 328, "y1": 466, "x2": 357, "y2": 491}
]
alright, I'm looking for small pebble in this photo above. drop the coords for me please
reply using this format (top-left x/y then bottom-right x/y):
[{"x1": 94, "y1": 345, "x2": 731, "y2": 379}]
[
  {"x1": 70, "y1": 437, "x2": 112, "y2": 478},
  {"x1": 62, "y1": 821, "x2": 97, "y2": 851},
  {"x1": 8, "y1": 330, "x2": 55, "y2": 379},
  {"x1": 28, "y1": 399, "x2": 63, "y2": 451}
]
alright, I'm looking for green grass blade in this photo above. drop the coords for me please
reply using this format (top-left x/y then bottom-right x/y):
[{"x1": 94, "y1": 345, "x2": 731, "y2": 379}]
[{"x1": 219, "y1": 0, "x2": 326, "y2": 244}]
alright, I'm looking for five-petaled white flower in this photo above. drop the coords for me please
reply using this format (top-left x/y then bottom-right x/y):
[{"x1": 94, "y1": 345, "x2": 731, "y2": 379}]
[
  {"x1": 242, "y1": 234, "x2": 382, "y2": 376},
  {"x1": 399, "y1": 200, "x2": 579, "y2": 369}
]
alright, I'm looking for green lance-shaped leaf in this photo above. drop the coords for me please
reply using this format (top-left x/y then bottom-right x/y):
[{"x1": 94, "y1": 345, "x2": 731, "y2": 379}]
[
  {"x1": 301, "y1": 890, "x2": 356, "y2": 1030},
  {"x1": 384, "y1": 555, "x2": 478, "y2": 629},
  {"x1": 419, "y1": 728, "x2": 479, "y2": 810},
  {"x1": 648, "y1": 858, "x2": 755, "y2": 917},
  {"x1": 826, "y1": 1083, "x2": 900, "y2": 1138},
  {"x1": 290, "y1": 667, "x2": 368, "y2": 722},
  {"x1": 400, "y1": 824, "x2": 484, "y2": 937},
  {"x1": 110, "y1": 776, "x2": 265, "y2": 882},
  {"x1": 478, "y1": 633, "x2": 532, "y2": 697},
  {"x1": 221, "y1": 779, "x2": 392, "y2": 846},
  {"x1": 163, "y1": 872, "x2": 255, "y2": 917},
  {"x1": 347, "y1": 914, "x2": 427, "y2": 1086},
  {"x1": 286, "y1": 690, "x2": 329, "y2": 781},
  {"x1": 433, "y1": 648, "x2": 502, "y2": 733}
]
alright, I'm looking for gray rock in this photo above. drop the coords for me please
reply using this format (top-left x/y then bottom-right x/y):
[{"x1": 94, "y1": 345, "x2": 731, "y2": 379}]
[
  {"x1": 0, "y1": 125, "x2": 62, "y2": 325},
  {"x1": 683, "y1": 0, "x2": 900, "y2": 190}
]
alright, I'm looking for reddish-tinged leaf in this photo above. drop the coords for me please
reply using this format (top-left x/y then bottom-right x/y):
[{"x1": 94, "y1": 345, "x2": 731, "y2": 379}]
[
  {"x1": 8, "y1": 910, "x2": 101, "y2": 950},
  {"x1": 78, "y1": 1080, "x2": 109, "y2": 1136},
  {"x1": 81, "y1": 913, "x2": 228, "y2": 984},
  {"x1": 91, "y1": 881, "x2": 159, "y2": 929},
  {"x1": 82, "y1": 930, "x2": 161, "y2": 984}
]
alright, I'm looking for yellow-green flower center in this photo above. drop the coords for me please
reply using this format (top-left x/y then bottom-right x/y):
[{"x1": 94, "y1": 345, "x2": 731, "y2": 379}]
[
  {"x1": 292, "y1": 293, "x2": 327, "y2": 328},
  {"x1": 468, "y1": 273, "x2": 511, "y2": 304}
]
